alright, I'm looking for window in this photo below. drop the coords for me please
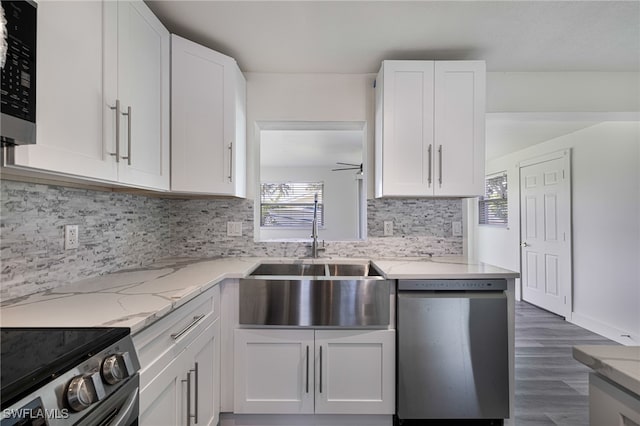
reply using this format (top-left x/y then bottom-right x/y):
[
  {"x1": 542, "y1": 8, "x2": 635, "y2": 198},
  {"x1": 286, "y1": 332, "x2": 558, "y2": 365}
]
[
  {"x1": 479, "y1": 173, "x2": 508, "y2": 226},
  {"x1": 261, "y1": 182, "x2": 324, "y2": 228}
]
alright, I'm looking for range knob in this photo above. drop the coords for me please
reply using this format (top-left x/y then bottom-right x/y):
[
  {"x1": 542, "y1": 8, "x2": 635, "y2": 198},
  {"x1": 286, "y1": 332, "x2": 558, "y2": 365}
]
[
  {"x1": 101, "y1": 352, "x2": 134, "y2": 385},
  {"x1": 66, "y1": 372, "x2": 106, "y2": 412}
]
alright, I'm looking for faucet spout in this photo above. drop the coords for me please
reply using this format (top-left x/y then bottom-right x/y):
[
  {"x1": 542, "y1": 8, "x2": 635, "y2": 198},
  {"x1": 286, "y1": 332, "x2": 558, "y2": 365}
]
[{"x1": 310, "y1": 193, "x2": 324, "y2": 258}]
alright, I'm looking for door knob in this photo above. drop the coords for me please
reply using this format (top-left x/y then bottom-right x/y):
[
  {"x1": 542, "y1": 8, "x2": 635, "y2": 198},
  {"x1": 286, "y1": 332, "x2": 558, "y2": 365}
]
[{"x1": 520, "y1": 242, "x2": 529, "y2": 247}]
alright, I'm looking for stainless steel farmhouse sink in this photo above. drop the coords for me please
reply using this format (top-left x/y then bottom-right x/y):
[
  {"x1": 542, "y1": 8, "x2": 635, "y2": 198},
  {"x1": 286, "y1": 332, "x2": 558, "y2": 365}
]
[{"x1": 240, "y1": 262, "x2": 391, "y2": 327}]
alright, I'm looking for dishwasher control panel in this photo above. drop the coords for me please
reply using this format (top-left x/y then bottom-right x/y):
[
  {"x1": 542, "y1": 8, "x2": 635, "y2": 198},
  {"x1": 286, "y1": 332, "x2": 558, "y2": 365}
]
[{"x1": 398, "y1": 279, "x2": 507, "y2": 291}]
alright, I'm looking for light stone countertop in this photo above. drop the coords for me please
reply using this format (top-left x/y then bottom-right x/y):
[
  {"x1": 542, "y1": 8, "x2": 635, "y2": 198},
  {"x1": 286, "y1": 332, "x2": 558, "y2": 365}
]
[
  {"x1": 0, "y1": 256, "x2": 518, "y2": 334},
  {"x1": 371, "y1": 256, "x2": 520, "y2": 279},
  {"x1": 573, "y1": 345, "x2": 640, "y2": 396}
]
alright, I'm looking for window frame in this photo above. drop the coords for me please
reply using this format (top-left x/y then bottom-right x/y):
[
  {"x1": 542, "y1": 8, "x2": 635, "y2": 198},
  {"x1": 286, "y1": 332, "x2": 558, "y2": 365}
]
[{"x1": 478, "y1": 172, "x2": 508, "y2": 227}]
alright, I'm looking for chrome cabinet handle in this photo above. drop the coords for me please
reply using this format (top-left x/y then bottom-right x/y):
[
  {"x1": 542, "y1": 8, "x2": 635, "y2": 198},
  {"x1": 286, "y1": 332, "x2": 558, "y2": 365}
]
[
  {"x1": 438, "y1": 145, "x2": 443, "y2": 186},
  {"x1": 121, "y1": 106, "x2": 132, "y2": 165},
  {"x1": 228, "y1": 142, "x2": 233, "y2": 182},
  {"x1": 305, "y1": 345, "x2": 309, "y2": 394},
  {"x1": 170, "y1": 315, "x2": 205, "y2": 340},
  {"x1": 182, "y1": 369, "x2": 192, "y2": 426},
  {"x1": 319, "y1": 346, "x2": 323, "y2": 394},
  {"x1": 191, "y1": 363, "x2": 199, "y2": 424},
  {"x1": 109, "y1": 100, "x2": 120, "y2": 162},
  {"x1": 427, "y1": 144, "x2": 433, "y2": 186}
]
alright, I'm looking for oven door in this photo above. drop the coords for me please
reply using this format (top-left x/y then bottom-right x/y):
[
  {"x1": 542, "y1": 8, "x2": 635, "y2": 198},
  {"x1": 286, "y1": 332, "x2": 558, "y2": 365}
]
[{"x1": 77, "y1": 374, "x2": 139, "y2": 426}]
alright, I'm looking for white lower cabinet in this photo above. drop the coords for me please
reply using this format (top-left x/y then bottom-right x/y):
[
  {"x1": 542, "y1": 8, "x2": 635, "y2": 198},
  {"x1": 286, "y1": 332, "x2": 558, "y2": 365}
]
[
  {"x1": 234, "y1": 328, "x2": 395, "y2": 415},
  {"x1": 589, "y1": 373, "x2": 640, "y2": 426},
  {"x1": 136, "y1": 286, "x2": 221, "y2": 426}
]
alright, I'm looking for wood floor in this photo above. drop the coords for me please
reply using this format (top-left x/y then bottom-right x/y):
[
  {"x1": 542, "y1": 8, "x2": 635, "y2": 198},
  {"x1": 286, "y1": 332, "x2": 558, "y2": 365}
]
[{"x1": 515, "y1": 301, "x2": 616, "y2": 426}]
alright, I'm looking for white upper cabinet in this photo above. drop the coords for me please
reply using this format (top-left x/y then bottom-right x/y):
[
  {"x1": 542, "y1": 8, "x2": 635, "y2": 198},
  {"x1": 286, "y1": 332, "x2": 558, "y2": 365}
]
[
  {"x1": 8, "y1": 1, "x2": 118, "y2": 181},
  {"x1": 8, "y1": 1, "x2": 170, "y2": 191},
  {"x1": 171, "y1": 35, "x2": 247, "y2": 197},
  {"x1": 105, "y1": 0, "x2": 170, "y2": 191},
  {"x1": 375, "y1": 60, "x2": 486, "y2": 197}
]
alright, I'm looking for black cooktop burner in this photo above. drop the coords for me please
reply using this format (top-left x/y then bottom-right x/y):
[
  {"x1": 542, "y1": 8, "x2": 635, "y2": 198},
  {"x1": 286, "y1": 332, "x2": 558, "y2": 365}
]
[{"x1": 0, "y1": 327, "x2": 130, "y2": 409}]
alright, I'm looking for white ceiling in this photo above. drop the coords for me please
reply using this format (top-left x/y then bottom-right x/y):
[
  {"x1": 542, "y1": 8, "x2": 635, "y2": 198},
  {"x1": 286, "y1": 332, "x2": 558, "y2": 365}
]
[
  {"x1": 145, "y1": 1, "x2": 639, "y2": 74},
  {"x1": 145, "y1": 1, "x2": 640, "y2": 161}
]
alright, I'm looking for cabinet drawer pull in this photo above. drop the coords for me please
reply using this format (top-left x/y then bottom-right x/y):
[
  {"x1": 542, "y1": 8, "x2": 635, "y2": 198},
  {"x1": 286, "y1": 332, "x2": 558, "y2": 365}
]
[
  {"x1": 121, "y1": 106, "x2": 132, "y2": 165},
  {"x1": 427, "y1": 144, "x2": 433, "y2": 186},
  {"x1": 109, "y1": 100, "x2": 121, "y2": 163},
  {"x1": 305, "y1": 345, "x2": 309, "y2": 394},
  {"x1": 191, "y1": 362, "x2": 199, "y2": 423},
  {"x1": 182, "y1": 369, "x2": 192, "y2": 426},
  {"x1": 171, "y1": 315, "x2": 205, "y2": 340},
  {"x1": 438, "y1": 144, "x2": 443, "y2": 186},
  {"x1": 319, "y1": 346, "x2": 323, "y2": 394},
  {"x1": 228, "y1": 142, "x2": 233, "y2": 182}
]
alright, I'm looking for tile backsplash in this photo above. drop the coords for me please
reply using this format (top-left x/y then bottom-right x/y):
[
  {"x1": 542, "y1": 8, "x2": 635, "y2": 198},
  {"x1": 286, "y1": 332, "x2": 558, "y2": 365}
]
[
  {"x1": 1, "y1": 180, "x2": 171, "y2": 300},
  {"x1": 1, "y1": 179, "x2": 463, "y2": 301}
]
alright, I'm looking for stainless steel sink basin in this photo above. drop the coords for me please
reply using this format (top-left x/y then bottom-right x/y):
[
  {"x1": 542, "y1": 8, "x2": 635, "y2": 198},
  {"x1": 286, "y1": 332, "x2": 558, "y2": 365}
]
[
  {"x1": 326, "y1": 263, "x2": 381, "y2": 277},
  {"x1": 241, "y1": 261, "x2": 390, "y2": 327},
  {"x1": 250, "y1": 263, "x2": 326, "y2": 276},
  {"x1": 249, "y1": 262, "x2": 382, "y2": 277}
]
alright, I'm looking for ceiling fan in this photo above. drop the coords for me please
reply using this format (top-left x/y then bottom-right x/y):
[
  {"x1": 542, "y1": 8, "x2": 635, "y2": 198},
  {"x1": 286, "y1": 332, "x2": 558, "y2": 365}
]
[{"x1": 331, "y1": 162, "x2": 363, "y2": 174}]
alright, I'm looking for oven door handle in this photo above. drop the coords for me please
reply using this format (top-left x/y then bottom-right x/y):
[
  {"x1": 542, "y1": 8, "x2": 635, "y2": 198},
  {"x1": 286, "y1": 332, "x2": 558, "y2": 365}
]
[{"x1": 108, "y1": 386, "x2": 139, "y2": 426}]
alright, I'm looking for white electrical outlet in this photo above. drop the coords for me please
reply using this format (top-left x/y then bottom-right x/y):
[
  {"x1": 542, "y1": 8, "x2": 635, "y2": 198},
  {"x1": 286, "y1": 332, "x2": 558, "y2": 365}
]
[
  {"x1": 65, "y1": 225, "x2": 79, "y2": 249},
  {"x1": 227, "y1": 222, "x2": 242, "y2": 237},
  {"x1": 452, "y1": 221, "x2": 463, "y2": 236},
  {"x1": 383, "y1": 221, "x2": 393, "y2": 236}
]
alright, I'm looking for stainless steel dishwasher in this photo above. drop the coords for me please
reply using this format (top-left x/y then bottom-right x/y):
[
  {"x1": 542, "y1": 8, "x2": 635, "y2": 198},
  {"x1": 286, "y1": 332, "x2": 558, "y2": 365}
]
[{"x1": 396, "y1": 279, "x2": 509, "y2": 425}]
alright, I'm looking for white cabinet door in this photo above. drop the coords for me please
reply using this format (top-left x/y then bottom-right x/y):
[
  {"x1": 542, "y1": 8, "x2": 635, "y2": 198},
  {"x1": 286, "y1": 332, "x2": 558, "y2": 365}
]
[
  {"x1": 434, "y1": 61, "x2": 485, "y2": 196},
  {"x1": 375, "y1": 60, "x2": 485, "y2": 198},
  {"x1": 314, "y1": 330, "x2": 395, "y2": 415},
  {"x1": 186, "y1": 319, "x2": 220, "y2": 426},
  {"x1": 9, "y1": 1, "x2": 118, "y2": 181},
  {"x1": 171, "y1": 35, "x2": 246, "y2": 196},
  {"x1": 234, "y1": 329, "x2": 314, "y2": 414},
  {"x1": 139, "y1": 352, "x2": 185, "y2": 426},
  {"x1": 376, "y1": 61, "x2": 434, "y2": 197},
  {"x1": 115, "y1": 0, "x2": 170, "y2": 191}
]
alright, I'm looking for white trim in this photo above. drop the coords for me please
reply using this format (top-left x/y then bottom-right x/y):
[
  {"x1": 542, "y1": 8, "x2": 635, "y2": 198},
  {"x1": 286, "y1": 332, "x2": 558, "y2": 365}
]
[
  {"x1": 486, "y1": 112, "x2": 640, "y2": 122},
  {"x1": 570, "y1": 312, "x2": 639, "y2": 346},
  {"x1": 220, "y1": 414, "x2": 392, "y2": 426},
  {"x1": 518, "y1": 148, "x2": 573, "y2": 320},
  {"x1": 518, "y1": 148, "x2": 569, "y2": 168}
]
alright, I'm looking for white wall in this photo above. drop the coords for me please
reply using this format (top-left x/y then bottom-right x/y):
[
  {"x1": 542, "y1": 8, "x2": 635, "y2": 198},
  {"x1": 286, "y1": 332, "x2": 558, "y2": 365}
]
[
  {"x1": 259, "y1": 166, "x2": 360, "y2": 241},
  {"x1": 245, "y1": 73, "x2": 376, "y2": 200},
  {"x1": 487, "y1": 72, "x2": 640, "y2": 113},
  {"x1": 478, "y1": 122, "x2": 640, "y2": 344}
]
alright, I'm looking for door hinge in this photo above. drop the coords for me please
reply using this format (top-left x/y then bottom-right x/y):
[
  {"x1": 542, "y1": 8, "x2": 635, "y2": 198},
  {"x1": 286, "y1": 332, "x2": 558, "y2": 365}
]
[
  {"x1": 562, "y1": 170, "x2": 565, "y2": 179},
  {"x1": 373, "y1": 79, "x2": 377, "y2": 88}
]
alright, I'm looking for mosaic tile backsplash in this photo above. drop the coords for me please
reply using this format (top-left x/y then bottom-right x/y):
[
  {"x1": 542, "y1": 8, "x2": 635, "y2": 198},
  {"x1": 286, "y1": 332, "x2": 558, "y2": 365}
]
[{"x1": 1, "y1": 179, "x2": 463, "y2": 301}]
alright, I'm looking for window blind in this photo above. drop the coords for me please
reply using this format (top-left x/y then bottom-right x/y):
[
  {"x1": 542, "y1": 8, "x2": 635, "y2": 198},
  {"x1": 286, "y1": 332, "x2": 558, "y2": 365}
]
[
  {"x1": 479, "y1": 173, "x2": 508, "y2": 226},
  {"x1": 261, "y1": 182, "x2": 324, "y2": 228}
]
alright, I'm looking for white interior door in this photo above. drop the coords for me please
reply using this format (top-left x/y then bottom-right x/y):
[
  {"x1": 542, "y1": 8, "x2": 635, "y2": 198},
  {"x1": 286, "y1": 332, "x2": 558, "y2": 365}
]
[{"x1": 519, "y1": 151, "x2": 572, "y2": 318}]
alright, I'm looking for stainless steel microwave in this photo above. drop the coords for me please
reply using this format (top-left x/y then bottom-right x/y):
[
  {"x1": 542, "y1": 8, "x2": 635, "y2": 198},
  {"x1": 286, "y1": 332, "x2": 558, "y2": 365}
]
[{"x1": 1, "y1": 0, "x2": 37, "y2": 146}]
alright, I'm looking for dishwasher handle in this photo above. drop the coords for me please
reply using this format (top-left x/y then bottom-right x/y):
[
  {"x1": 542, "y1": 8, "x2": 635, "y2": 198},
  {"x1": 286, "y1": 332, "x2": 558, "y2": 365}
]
[{"x1": 398, "y1": 279, "x2": 507, "y2": 292}]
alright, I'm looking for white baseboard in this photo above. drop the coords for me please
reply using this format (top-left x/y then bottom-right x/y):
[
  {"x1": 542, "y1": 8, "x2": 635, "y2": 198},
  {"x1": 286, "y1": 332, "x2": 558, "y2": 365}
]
[
  {"x1": 219, "y1": 413, "x2": 392, "y2": 426},
  {"x1": 569, "y1": 312, "x2": 639, "y2": 345}
]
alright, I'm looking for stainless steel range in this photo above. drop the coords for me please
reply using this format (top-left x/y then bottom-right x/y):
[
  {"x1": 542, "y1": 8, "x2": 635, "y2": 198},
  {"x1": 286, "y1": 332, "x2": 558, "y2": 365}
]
[{"x1": 0, "y1": 327, "x2": 140, "y2": 426}]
